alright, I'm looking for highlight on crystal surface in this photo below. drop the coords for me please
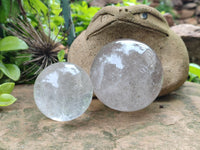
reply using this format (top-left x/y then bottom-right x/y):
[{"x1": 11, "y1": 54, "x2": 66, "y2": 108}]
[
  {"x1": 90, "y1": 39, "x2": 163, "y2": 112},
  {"x1": 34, "y1": 62, "x2": 93, "y2": 121}
]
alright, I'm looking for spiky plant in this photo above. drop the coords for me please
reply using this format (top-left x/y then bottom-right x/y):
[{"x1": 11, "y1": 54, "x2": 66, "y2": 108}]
[{"x1": 4, "y1": 3, "x2": 68, "y2": 83}]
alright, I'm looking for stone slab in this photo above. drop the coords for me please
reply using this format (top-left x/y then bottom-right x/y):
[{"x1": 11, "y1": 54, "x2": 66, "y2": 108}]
[
  {"x1": 171, "y1": 24, "x2": 200, "y2": 65},
  {"x1": 0, "y1": 82, "x2": 200, "y2": 150}
]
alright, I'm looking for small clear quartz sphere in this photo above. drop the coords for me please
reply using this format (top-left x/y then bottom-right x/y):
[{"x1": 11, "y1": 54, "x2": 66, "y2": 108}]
[
  {"x1": 34, "y1": 62, "x2": 93, "y2": 121},
  {"x1": 90, "y1": 39, "x2": 163, "y2": 112}
]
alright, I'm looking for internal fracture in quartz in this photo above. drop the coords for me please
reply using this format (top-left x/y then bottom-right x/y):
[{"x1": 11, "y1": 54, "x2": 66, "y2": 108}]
[
  {"x1": 34, "y1": 62, "x2": 93, "y2": 121},
  {"x1": 90, "y1": 39, "x2": 163, "y2": 112}
]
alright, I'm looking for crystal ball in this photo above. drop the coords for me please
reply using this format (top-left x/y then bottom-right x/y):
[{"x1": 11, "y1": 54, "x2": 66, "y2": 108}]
[
  {"x1": 90, "y1": 39, "x2": 163, "y2": 112},
  {"x1": 34, "y1": 62, "x2": 93, "y2": 121}
]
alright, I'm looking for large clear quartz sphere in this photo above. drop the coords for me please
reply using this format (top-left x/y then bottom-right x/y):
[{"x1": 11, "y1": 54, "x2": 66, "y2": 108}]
[
  {"x1": 90, "y1": 39, "x2": 163, "y2": 112},
  {"x1": 34, "y1": 62, "x2": 93, "y2": 121}
]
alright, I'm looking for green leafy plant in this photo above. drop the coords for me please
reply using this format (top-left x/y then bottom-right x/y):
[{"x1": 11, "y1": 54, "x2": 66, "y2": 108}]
[
  {"x1": 0, "y1": 82, "x2": 16, "y2": 106},
  {"x1": 115, "y1": 0, "x2": 140, "y2": 6},
  {"x1": 0, "y1": 0, "x2": 20, "y2": 23},
  {"x1": 1, "y1": 0, "x2": 69, "y2": 84},
  {"x1": 188, "y1": 63, "x2": 200, "y2": 84},
  {"x1": 156, "y1": 0, "x2": 175, "y2": 17},
  {"x1": 0, "y1": 36, "x2": 28, "y2": 52},
  {"x1": 71, "y1": 1, "x2": 100, "y2": 35},
  {"x1": 120, "y1": 0, "x2": 150, "y2": 6},
  {"x1": 4, "y1": 0, "x2": 69, "y2": 83},
  {"x1": 0, "y1": 36, "x2": 28, "y2": 81},
  {"x1": 23, "y1": 0, "x2": 65, "y2": 41},
  {"x1": 141, "y1": 0, "x2": 151, "y2": 5},
  {"x1": 0, "y1": 36, "x2": 28, "y2": 106},
  {"x1": 57, "y1": 50, "x2": 66, "y2": 62}
]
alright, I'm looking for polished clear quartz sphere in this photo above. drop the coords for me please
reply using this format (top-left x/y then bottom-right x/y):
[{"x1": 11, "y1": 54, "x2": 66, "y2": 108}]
[
  {"x1": 90, "y1": 39, "x2": 163, "y2": 112},
  {"x1": 34, "y1": 62, "x2": 93, "y2": 121}
]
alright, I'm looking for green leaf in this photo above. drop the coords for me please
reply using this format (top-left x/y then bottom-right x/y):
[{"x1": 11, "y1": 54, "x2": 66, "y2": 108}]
[
  {"x1": 0, "y1": 63, "x2": 20, "y2": 81},
  {"x1": 0, "y1": 36, "x2": 28, "y2": 51},
  {"x1": 0, "y1": 82, "x2": 15, "y2": 94},
  {"x1": 189, "y1": 63, "x2": 200, "y2": 78},
  {"x1": 0, "y1": 0, "x2": 20, "y2": 23},
  {"x1": 51, "y1": 0, "x2": 63, "y2": 16},
  {"x1": 23, "y1": 0, "x2": 48, "y2": 17},
  {"x1": 188, "y1": 72, "x2": 198, "y2": 81},
  {"x1": 0, "y1": 93, "x2": 17, "y2": 106},
  {"x1": 52, "y1": 16, "x2": 64, "y2": 26},
  {"x1": 71, "y1": 1, "x2": 100, "y2": 35},
  {"x1": 13, "y1": 53, "x2": 32, "y2": 66},
  {"x1": 0, "y1": 0, "x2": 10, "y2": 23},
  {"x1": 0, "y1": 55, "x2": 5, "y2": 62},
  {"x1": 75, "y1": 26, "x2": 85, "y2": 34},
  {"x1": 57, "y1": 50, "x2": 66, "y2": 62},
  {"x1": 0, "y1": 71, "x2": 3, "y2": 79},
  {"x1": 142, "y1": 0, "x2": 151, "y2": 5}
]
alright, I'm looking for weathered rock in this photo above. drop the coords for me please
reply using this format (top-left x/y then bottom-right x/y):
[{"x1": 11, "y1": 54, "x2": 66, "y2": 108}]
[
  {"x1": 176, "y1": 19, "x2": 186, "y2": 24},
  {"x1": 171, "y1": 24, "x2": 200, "y2": 38},
  {"x1": 178, "y1": 8, "x2": 195, "y2": 19},
  {"x1": 163, "y1": 13, "x2": 174, "y2": 26},
  {"x1": 196, "y1": 5, "x2": 200, "y2": 16},
  {"x1": 198, "y1": 17, "x2": 200, "y2": 24},
  {"x1": 182, "y1": 0, "x2": 195, "y2": 3},
  {"x1": 195, "y1": 0, "x2": 200, "y2": 4},
  {"x1": 183, "y1": 2, "x2": 197, "y2": 9},
  {"x1": 68, "y1": 5, "x2": 189, "y2": 96},
  {"x1": 184, "y1": 17, "x2": 198, "y2": 24},
  {"x1": 171, "y1": 24, "x2": 200, "y2": 65},
  {"x1": 172, "y1": 0, "x2": 183, "y2": 9},
  {"x1": 150, "y1": 1, "x2": 160, "y2": 8},
  {"x1": 0, "y1": 82, "x2": 200, "y2": 149}
]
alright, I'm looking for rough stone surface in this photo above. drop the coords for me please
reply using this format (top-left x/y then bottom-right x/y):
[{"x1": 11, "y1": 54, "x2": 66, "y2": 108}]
[
  {"x1": 182, "y1": 0, "x2": 195, "y2": 3},
  {"x1": 196, "y1": 5, "x2": 200, "y2": 16},
  {"x1": 183, "y1": 2, "x2": 197, "y2": 9},
  {"x1": 174, "y1": 0, "x2": 200, "y2": 25},
  {"x1": 184, "y1": 17, "x2": 198, "y2": 25},
  {"x1": 195, "y1": 0, "x2": 200, "y2": 4},
  {"x1": 172, "y1": 0, "x2": 183, "y2": 9},
  {"x1": 0, "y1": 82, "x2": 200, "y2": 149},
  {"x1": 90, "y1": 39, "x2": 163, "y2": 112},
  {"x1": 163, "y1": 13, "x2": 174, "y2": 26},
  {"x1": 171, "y1": 24, "x2": 200, "y2": 65},
  {"x1": 171, "y1": 24, "x2": 200, "y2": 37},
  {"x1": 198, "y1": 17, "x2": 200, "y2": 24},
  {"x1": 68, "y1": 5, "x2": 189, "y2": 96},
  {"x1": 34, "y1": 62, "x2": 93, "y2": 121},
  {"x1": 149, "y1": 0, "x2": 160, "y2": 8},
  {"x1": 178, "y1": 8, "x2": 195, "y2": 19}
]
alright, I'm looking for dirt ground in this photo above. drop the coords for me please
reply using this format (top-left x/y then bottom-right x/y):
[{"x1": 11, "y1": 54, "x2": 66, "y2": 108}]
[{"x1": 0, "y1": 82, "x2": 200, "y2": 150}]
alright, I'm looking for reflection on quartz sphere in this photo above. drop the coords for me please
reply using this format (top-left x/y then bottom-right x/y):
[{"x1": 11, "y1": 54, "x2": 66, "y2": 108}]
[
  {"x1": 90, "y1": 39, "x2": 163, "y2": 112},
  {"x1": 34, "y1": 62, "x2": 93, "y2": 121}
]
